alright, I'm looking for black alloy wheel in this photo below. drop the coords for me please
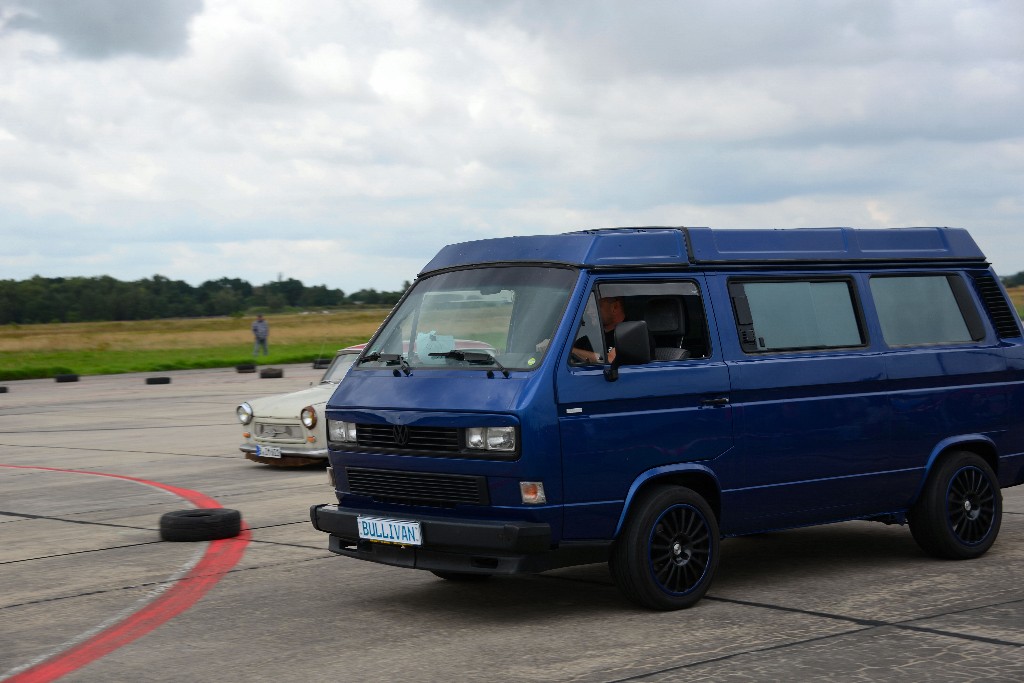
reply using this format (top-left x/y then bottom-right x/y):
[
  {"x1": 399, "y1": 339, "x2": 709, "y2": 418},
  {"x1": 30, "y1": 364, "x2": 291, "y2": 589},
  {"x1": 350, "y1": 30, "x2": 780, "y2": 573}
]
[
  {"x1": 945, "y1": 464, "x2": 997, "y2": 545},
  {"x1": 610, "y1": 486, "x2": 719, "y2": 610},
  {"x1": 909, "y1": 450, "x2": 1002, "y2": 560}
]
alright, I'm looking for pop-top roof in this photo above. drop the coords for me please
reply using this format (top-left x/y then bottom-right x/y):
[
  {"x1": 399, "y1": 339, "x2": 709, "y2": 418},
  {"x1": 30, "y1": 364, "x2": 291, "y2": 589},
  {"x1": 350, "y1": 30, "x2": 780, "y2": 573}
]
[{"x1": 419, "y1": 226, "x2": 986, "y2": 275}]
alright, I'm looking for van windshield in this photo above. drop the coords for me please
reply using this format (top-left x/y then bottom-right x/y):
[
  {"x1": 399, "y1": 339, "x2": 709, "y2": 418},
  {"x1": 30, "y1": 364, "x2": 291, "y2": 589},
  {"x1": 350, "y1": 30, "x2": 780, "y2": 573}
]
[{"x1": 360, "y1": 266, "x2": 578, "y2": 372}]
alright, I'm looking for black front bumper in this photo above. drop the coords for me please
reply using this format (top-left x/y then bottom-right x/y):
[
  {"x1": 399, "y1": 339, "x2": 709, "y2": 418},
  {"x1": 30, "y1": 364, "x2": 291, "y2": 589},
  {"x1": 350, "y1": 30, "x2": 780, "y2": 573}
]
[{"x1": 310, "y1": 504, "x2": 608, "y2": 575}]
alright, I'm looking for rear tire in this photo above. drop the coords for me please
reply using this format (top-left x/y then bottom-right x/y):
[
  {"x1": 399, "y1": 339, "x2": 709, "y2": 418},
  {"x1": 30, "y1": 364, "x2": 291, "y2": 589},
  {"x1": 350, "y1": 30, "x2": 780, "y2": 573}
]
[
  {"x1": 908, "y1": 451, "x2": 1001, "y2": 559},
  {"x1": 610, "y1": 486, "x2": 719, "y2": 610}
]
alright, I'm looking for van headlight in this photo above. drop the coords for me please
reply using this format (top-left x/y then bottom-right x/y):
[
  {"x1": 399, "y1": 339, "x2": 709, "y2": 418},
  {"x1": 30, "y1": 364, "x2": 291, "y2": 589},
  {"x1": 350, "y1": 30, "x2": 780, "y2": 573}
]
[
  {"x1": 328, "y1": 419, "x2": 357, "y2": 442},
  {"x1": 465, "y1": 427, "x2": 516, "y2": 452},
  {"x1": 236, "y1": 403, "x2": 254, "y2": 425}
]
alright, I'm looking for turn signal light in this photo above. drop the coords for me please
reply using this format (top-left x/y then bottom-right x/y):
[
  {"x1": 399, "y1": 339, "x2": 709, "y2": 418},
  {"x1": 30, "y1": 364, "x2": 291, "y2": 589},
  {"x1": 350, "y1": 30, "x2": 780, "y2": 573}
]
[{"x1": 520, "y1": 481, "x2": 547, "y2": 505}]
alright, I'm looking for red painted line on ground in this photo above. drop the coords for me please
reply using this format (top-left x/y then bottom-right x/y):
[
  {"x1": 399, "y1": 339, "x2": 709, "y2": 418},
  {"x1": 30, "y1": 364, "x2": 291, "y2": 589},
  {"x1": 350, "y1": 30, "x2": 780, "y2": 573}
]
[
  {"x1": 0, "y1": 464, "x2": 250, "y2": 683},
  {"x1": 0, "y1": 464, "x2": 222, "y2": 508}
]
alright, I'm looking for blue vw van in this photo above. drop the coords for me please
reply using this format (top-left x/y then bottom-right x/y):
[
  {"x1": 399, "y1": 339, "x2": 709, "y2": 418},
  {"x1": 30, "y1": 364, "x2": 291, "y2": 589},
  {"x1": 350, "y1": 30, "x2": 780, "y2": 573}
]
[{"x1": 310, "y1": 227, "x2": 1024, "y2": 609}]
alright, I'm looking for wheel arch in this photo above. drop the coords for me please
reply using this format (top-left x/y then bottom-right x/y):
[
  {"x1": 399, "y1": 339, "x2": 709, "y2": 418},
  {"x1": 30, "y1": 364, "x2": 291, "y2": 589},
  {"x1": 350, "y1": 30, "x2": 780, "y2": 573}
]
[
  {"x1": 913, "y1": 435, "x2": 998, "y2": 502},
  {"x1": 614, "y1": 464, "x2": 722, "y2": 538}
]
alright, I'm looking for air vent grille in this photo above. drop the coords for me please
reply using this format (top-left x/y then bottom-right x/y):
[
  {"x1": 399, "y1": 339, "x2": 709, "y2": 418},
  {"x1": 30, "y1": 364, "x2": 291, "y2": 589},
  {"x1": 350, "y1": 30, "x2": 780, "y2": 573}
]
[{"x1": 973, "y1": 274, "x2": 1021, "y2": 339}]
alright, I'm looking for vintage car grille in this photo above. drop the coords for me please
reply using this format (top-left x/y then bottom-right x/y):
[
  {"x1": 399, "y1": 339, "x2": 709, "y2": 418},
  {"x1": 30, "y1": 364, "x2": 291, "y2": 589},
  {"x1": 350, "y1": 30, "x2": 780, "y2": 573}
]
[
  {"x1": 254, "y1": 422, "x2": 303, "y2": 440},
  {"x1": 356, "y1": 424, "x2": 461, "y2": 453},
  {"x1": 345, "y1": 467, "x2": 489, "y2": 507}
]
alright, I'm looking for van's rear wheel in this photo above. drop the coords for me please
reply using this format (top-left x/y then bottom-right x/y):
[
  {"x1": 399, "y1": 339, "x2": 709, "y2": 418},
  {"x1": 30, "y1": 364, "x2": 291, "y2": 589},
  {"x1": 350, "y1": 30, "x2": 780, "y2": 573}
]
[
  {"x1": 908, "y1": 451, "x2": 1001, "y2": 559},
  {"x1": 609, "y1": 486, "x2": 719, "y2": 610}
]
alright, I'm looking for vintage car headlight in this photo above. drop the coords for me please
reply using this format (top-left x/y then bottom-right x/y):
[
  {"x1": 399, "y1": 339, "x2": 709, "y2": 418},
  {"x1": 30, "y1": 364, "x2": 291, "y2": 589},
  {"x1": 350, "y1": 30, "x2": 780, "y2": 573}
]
[
  {"x1": 328, "y1": 419, "x2": 357, "y2": 442},
  {"x1": 301, "y1": 406, "x2": 317, "y2": 429},
  {"x1": 236, "y1": 403, "x2": 254, "y2": 425},
  {"x1": 465, "y1": 426, "x2": 516, "y2": 451}
]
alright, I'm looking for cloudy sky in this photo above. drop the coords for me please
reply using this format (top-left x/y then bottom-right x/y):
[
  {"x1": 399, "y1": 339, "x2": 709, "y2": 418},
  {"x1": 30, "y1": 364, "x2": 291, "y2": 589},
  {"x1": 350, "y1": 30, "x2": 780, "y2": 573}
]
[{"x1": 1, "y1": 0, "x2": 1023, "y2": 293}]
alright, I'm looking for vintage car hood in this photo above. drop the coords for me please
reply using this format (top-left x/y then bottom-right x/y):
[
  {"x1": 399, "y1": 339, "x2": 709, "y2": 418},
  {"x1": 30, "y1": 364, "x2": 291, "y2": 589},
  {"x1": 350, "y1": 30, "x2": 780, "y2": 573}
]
[
  {"x1": 326, "y1": 371, "x2": 527, "y2": 417},
  {"x1": 247, "y1": 383, "x2": 338, "y2": 420}
]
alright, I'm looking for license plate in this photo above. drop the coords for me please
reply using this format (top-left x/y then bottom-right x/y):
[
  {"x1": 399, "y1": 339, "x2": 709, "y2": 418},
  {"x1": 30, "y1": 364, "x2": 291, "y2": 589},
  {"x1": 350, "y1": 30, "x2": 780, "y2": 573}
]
[
  {"x1": 357, "y1": 516, "x2": 422, "y2": 546},
  {"x1": 257, "y1": 445, "x2": 282, "y2": 458}
]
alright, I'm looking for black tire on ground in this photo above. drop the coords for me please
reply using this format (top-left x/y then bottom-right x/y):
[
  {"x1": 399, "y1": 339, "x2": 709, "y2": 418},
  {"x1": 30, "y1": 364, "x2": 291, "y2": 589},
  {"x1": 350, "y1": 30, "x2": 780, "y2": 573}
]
[
  {"x1": 145, "y1": 376, "x2": 171, "y2": 385},
  {"x1": 159, "y1": 508, "x2": 242, "y2": 542},
  {"x1": 430, "y1": 571, "x2": 493, "y2": 582},
  {"x1": 609, "y1": 485, "x2": 720, "y2": 610},
  {"x1": 312, "y1": 358, "x2": 331, "y2": 369},
  {"x1": 54, "y1": 374, "x2": 79, "y2": 383},
  {"x1": 259, "y1": 367, "x2": 284, "y2": 378},
  {"x1": 0, "y1": 386, "x2": 7, "y2": 393},
  {"x1": 908, "y1": 450, "x2": 1002, "y2": 560},
  {"x1": 236, "y1": 363, "x2": 256, "y2": 373}
]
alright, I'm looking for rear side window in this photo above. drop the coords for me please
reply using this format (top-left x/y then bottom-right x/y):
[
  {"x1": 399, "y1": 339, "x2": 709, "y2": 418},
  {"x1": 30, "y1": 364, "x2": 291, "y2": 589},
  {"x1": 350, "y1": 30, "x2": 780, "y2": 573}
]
[
  {"x1": 729, "y1": 279, "x2": 864, "y2": 353},
  {"x1": 870, "y1": 275, "x2": 984, "y2": 346}
]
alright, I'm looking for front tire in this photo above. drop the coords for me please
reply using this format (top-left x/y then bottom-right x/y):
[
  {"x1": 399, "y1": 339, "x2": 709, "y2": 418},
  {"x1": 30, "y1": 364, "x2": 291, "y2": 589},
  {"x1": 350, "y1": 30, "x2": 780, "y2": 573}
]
[
  {"x1": 610, "y1": 486, "x2": 720, "y2": 610},
  {"x1": 908, "y1": 451, "x2": 1002, "y2": 559}
]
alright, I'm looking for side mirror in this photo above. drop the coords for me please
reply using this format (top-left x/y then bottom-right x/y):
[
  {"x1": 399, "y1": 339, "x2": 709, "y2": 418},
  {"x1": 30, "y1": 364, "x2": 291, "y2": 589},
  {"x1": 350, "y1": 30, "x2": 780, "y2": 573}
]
[{"x1": 604, "y1": 321, "x2": 651, "y2": 382}]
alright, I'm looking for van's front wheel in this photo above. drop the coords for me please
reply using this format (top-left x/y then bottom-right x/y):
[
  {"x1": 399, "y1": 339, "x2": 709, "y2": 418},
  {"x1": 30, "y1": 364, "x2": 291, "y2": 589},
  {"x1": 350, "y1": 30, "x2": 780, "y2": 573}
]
[
  {"x1": 908, "y1": 451, "x2": 1002, "y2": 560},
  {"x1": 609, "y1": 486, "x2": 719, "y2": 610}
]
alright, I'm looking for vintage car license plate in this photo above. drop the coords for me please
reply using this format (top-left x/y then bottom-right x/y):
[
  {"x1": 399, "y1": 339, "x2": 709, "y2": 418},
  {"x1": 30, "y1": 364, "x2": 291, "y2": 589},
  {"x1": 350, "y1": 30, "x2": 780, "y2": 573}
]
[
  {"x1": 257, "y1": 445, "x2": 282, "y2": 458},
  {"x1": 357, "y1": 516, "x2": 422, "y2": 546}
]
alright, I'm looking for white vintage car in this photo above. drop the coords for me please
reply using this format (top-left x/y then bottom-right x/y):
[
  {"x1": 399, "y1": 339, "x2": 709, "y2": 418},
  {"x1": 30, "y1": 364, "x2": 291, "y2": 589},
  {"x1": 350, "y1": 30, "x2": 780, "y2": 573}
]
[
  {"x1": 236, "y1": 346, "x2": 362, "y2": 466},
  {"x1": 236, "y1": 338, "x2": 496, "y2": 466}
]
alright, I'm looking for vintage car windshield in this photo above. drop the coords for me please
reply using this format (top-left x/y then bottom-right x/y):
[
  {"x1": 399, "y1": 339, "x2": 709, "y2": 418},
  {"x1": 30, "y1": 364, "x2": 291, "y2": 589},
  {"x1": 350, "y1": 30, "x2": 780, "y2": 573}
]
[
  {"x1": 360, "y1": 266, "x2": 577, "y2": 371},
  {"x1": 321, "y1": 352, "x2": 359, "y2": 383}
]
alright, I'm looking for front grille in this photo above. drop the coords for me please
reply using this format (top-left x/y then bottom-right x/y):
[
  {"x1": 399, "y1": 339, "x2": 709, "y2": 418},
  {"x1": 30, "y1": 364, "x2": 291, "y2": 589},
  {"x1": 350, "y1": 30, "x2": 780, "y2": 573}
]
[
  {"x1": 346, "y1": 467, "x2": 489, "y2": 507},
  {"x1": 255, "y1": 422, "x2": 302, "y2": 440},
  {"x1": 356, "y1": 424, "x2": 461, "y2": 452}
]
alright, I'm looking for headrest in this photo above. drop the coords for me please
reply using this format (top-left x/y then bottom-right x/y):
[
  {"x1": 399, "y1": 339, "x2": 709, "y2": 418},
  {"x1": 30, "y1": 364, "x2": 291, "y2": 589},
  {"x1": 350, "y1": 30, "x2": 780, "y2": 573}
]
[{"x1": 645, "y1": 298, "x2": 684, "y2": 334}]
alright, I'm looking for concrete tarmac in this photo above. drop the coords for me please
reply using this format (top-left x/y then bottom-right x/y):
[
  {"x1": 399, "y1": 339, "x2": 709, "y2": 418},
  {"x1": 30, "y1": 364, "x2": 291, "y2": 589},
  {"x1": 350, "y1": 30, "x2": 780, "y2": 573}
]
[{"x1": 0, "y1": 365, "x2": 1021, "y2": 682}]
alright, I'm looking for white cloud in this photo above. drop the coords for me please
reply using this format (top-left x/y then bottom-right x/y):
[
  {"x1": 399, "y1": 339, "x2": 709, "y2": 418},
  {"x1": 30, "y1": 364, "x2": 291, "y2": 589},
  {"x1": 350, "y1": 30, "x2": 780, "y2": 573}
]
[
  {"x1": 369, "y1": 49, "x2": 430, "y2": 113},
  {"x1": 1, "y1": 0, "x2": 1023, "y2": 295}
]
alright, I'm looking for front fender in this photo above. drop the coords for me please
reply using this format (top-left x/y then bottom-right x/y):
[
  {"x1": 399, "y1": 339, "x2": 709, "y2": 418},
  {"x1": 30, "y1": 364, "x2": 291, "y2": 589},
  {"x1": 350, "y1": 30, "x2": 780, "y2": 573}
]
[{"x1": 614, "y1": 463, "x2": 722, "y2": 537}]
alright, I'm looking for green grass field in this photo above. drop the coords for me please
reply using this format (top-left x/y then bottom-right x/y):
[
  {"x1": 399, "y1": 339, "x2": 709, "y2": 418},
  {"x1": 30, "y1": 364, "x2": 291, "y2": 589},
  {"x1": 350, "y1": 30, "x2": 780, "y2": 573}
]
[{"x1": 0, "y1": 309, "x2": 392, "y2": 381}]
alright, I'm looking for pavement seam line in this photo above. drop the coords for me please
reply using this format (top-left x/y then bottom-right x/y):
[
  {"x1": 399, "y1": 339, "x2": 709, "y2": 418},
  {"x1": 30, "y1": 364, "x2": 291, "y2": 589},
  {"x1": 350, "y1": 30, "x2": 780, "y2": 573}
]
[
  {"x1": 707, "y1": 595, "x2": 1024, "y2": 648},
  {"x1": 604, "y1": 594, "x2": 1023, "y2": 683}
]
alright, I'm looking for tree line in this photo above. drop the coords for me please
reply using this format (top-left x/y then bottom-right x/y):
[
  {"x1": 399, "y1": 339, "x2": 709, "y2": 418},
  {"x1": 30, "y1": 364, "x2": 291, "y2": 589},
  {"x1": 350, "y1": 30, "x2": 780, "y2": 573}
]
[
  {"x1": 1001, "y1": 271, "x2": 1024, "y2": 288},
  {"x1": 3, "y1": 268, "x2": 1022, "y2": 326},
  {"x1": 0, "y1": 275, "x2": 409, "y2": 324}
]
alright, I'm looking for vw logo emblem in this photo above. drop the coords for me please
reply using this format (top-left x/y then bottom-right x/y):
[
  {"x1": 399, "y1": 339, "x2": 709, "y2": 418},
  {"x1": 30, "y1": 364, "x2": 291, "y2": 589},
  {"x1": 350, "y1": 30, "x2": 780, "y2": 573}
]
[{"x1": 393, "y1": 425, "x2": 410, "y2": 446}]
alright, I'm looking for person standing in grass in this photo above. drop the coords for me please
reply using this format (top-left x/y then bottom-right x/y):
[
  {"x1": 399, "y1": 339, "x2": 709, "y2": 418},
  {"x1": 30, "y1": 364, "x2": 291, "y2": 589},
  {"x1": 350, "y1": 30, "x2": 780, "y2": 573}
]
[{"x1": 252, "y1": 314, "x2": 269, "y2": 357}]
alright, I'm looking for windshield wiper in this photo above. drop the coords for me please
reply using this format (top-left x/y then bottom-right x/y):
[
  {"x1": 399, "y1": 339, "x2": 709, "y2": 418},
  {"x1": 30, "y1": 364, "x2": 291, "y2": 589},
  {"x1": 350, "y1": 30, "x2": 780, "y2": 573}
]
[
  {"x1": 428, "y1": 350, "x2": 510, "y2": 378},
  {"x1": 361, "y1": 351, "x2": 405, "y2": 365}
]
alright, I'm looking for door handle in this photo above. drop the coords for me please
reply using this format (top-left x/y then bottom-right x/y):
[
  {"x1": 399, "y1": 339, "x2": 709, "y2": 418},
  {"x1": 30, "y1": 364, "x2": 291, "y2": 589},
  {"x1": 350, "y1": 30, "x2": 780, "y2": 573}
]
[{"x1": 701, "y1": 397, "x2": 730, "y2": 407}]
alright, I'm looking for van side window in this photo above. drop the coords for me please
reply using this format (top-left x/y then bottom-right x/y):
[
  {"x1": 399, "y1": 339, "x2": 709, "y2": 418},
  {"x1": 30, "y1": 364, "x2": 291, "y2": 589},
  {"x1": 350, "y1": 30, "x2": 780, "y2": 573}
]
[
  {"x1": 730, "y1": 279, "x2": 864, "y2": 352},
  {"x1": 570, "y1": 281, "x2": 710, "y2": 364},
  {"x1": 870, "y1": 275, "x2": 985, "y2": 346}
]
